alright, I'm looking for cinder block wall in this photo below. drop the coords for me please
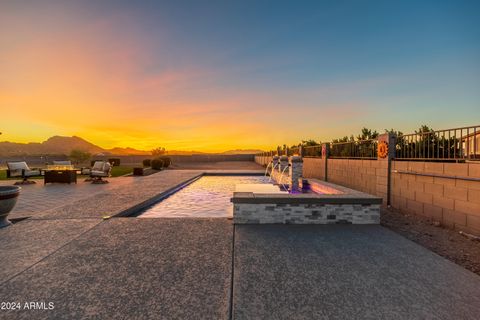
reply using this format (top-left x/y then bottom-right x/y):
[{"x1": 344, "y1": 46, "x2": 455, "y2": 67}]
[
  {"x1": 391, "y1": 161, "x2": 480, "y2": 235},
  {"x1": 272, "y1": 156, "x2": 480, "y2": 235},
  {"x1": 328, "y1": 159, "x2": 386, "y2": 201},
  {"x1": 302, "y1": 158, "x2": 325, "y2": 180},
  {"x1": 254, "y1": 156, "x2": 273, "y2": 166},
  {"x1": 303, "y1": 158, "x2": 386, "y2": 203}
]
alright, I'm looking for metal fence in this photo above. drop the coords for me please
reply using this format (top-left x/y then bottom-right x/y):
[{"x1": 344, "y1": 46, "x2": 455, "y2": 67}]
[
  {"x1": 396, "y1": 125, "x2": 480, "y2": 161},
  {"x1": 330, "y1": 139, "x2": 377, "y2": 159},
  {"x1": 257, "y1": 125, "x2": 480, "y2": 162},
  {"x1": 303, "y1": 145, "x2": 322, "y2": 158}
]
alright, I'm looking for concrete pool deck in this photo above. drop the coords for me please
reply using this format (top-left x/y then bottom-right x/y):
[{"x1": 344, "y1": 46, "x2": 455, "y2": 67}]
[{"x1": 1, "y1": 169, "x2": 480, "y2": 319}]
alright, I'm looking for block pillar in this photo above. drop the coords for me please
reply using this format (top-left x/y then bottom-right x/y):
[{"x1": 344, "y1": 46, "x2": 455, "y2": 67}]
[
  {"x1": 272, "y1": 155, "x2": 279, "y2": 170},
  {"x1": 377, "y1": 133, "x2": 396, "y2": 206},
  {"x1": 279, "y1": 155, "x2": 289, "y2": 173},
  {"x1": 289, "y1": 155, "x2": 303, "y2": 191},
  {"x1": 322, "y1": 143, "x2": 330, "y2": 181}
]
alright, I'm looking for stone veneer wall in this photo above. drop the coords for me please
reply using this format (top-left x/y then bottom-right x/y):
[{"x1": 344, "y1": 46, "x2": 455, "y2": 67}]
[
  {"x1": 234, "y1": 203, "x2": 380, "y2": 224},
  {"x1": 391, "y1": 161, "x2": 480, "y2": 235}
]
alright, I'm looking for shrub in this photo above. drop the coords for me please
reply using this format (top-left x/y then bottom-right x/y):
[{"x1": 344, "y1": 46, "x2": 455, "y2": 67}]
[
  {"x1": 108, "y1": 158, "x2": 121, "y2": 166},
  {"x1": 69, "y1": 149, "x2": 91, "y2": 165},
  {"x1": 142, "y1": 159, "x2": 151, "y2": 167},
  {"x1": 150, "y1": 158, "x2": 164, "y2": 170},
  {"x1": 158, "y1": 156, "x2": 171, "y2": 168},
  {"x1": 151, "y1": 147, "x2": 166, "y2": 156}
]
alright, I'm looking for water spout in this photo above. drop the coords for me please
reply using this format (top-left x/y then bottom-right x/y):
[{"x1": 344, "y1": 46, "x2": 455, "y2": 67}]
[
  {"x1": 278, "y1": 164, "x2": 290, "y2": 190},
  {"x1": 264, "y1": 161, "x2": 272, "y2": 177}
]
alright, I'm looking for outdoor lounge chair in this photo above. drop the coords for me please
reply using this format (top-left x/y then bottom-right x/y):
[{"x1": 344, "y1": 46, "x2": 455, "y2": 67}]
[
  {"x1": 85, "y1": 161, "x2": 112, "y2": 184},
  {"x1": 6, "y1": 161, "x2": 42, "y2": 185}
]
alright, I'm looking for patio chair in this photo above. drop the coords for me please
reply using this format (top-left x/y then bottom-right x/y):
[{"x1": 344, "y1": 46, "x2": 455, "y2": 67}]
[
  {"x1": 86, "y1": 161, "x2": 112, "y2": 184},
  {"x1": 80, "y1": 160, "x2": 101, "y2": 176},
  {"x1": 6, "y1": 161, "x2": 42, "y2": 185}
]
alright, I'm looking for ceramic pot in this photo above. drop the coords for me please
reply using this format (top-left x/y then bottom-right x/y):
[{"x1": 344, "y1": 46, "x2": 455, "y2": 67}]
[{"x1": 0, "y1": 186, "x2": 21, "y2": 228}]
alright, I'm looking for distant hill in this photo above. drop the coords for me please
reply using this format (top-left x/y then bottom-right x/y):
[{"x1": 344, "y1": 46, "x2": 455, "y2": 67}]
[
  {"x1": 221, "y1": 149, "x2": 263, "y2": 155},
  {"x1": 0, "y1": 136, "x2": 264, "y2": 157},
  {"x1": 106, "y1": 147, "x2": 150, "y2": 156},
  {"x1": 166, "y1": 150, "x2": 206, "y2": 155},
  {"x1": 0, "y1": 136, "x2": 103, "y2": 156},
  {"x1": 43, "y1": 136, "x2": 105, "y2": 155}
]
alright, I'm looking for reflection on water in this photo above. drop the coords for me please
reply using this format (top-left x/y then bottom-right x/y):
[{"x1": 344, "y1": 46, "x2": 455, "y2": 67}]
[{"x1": 139, "y1": 175, "x2": 271, "y2": 218}]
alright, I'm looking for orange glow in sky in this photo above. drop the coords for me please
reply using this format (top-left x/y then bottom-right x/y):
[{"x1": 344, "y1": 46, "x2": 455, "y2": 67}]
[
  {"x1": 0, "y1": 7, "x2": 273, "y2": 152},
  {"x1": 1, "y1": 1, "x2": 478, "y2": 152}
]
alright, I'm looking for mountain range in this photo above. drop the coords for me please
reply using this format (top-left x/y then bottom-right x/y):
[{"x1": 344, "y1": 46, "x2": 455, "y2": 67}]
[{"x1": 0, "y1": 136, "x2": 262, "y2": 156}]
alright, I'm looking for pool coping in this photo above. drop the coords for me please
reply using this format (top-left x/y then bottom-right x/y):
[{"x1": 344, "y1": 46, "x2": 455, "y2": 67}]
[{"x1": 231, "y1": 178, "x2": 383, "y2": 205}]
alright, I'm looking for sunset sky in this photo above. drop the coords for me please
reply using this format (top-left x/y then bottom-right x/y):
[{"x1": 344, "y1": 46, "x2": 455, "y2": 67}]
[{"x1": 1, "y1": 0, "x2": 479, "y2": 152}]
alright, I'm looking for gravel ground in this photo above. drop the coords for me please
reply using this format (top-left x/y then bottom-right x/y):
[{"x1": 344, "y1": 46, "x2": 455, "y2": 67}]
[{"x1": 381, "y1": 208, "x2": 480, "y2": 276}]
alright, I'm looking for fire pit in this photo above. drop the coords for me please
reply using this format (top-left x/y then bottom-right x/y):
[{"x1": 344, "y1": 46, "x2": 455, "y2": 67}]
[{"x1": 0, "y1": 186, "x2": 21, "y2": 228}]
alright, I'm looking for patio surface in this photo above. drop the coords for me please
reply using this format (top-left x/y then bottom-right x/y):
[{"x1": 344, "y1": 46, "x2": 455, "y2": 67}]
[{"x1": 1, "y1": 168, "x2": 480, "y2": 319}]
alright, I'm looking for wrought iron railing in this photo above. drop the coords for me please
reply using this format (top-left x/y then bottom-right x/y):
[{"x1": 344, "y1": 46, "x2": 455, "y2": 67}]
[
  {"x1": 302, "y1": 145, "x2": 322, "y2": 158},
  {"x1": 330, "y1": 139, "x2": 377, "y2": 159},
  {"x1": 287, "y1": 146, "x2": 299, "y2": 156},
  {"x1": 395, "y1": 125, "x2": 480, "y2": 161},
  {"x1": 257, "y1": 125, "x2": 480, "y2": 161}
]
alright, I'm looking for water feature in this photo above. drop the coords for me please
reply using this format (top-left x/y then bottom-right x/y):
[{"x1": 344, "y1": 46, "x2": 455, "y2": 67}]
[
  {"x1": 278, "y1": 164, "x2": 290, "y2": 190},
  {"x1": 139, "y1": 175, "x2": 273, "y2": 218},
  {"x1": 268, "y1": 162, "x2": 279, "y2": 182},
  {"x1": 264, "y1": 161, "x2": 272, "y2": 177}
]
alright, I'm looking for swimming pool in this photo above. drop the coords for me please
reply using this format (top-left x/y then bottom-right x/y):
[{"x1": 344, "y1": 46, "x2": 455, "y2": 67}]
[{"x1": 139, "y1": 175, "x2": 274, "y2": 218}]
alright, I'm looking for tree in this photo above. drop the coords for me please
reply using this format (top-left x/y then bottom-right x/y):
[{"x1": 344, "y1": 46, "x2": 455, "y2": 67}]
[
  {"x1": 301, "y1": 139, "x2": 321, "y2": 146},
  {"x1": 69, "y1": 149, "x2": 91, "y2": 164},
  {"x1": 332, "y1": 135, "x2": 354, "y2": 143},
  {"x1": 357, "y1": 127, "x2": 378, "y2": 141},
  {"x1": 413, "y1": 125, "x2": 435, "y2": 158},
  {"x1": 151, "y1": 147, "x2": 166, "y2": 156},
  {"x1": 416, "y1": 125, "x2": 434, "y2": 134},
  {"x1": 332, "y1": 128, "x2": 377, "y2": 158}
]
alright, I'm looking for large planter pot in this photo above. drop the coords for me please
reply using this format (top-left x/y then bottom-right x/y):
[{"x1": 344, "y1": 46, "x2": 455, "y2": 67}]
[{"x1": 0, "y1": 186, "x2": 21, "y2": 228}]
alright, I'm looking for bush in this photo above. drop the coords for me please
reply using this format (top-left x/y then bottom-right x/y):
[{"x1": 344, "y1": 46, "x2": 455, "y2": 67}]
[
  {"x1": 150, "y1": 158, "x2": 164, "y2": 170},
  {"x1": 158, "y1": 156, "x2": 171, "y2": 168},
  {"x1": 151, "y1": 147, "x2": 166, "y2": 156},
  {"x1": 142, "y1": 159, "x2": 151, "y2": 167},
  {"x1": 108, "y1": 158, "x2": 121, "y2": 166},
  {"x1": 69, "y1": 149, "x2": 91, "y2": 165}
]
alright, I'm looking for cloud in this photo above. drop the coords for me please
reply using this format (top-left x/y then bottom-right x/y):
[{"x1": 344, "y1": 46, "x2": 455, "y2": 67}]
[{"x1": 0, "y1": 2, "x2": 422, "y2": 151}]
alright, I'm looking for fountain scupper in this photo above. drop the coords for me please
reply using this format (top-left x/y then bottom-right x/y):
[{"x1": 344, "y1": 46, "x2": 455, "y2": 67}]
[{"x1": 267, "y1": 155, "x2": 303, "y2": 192}]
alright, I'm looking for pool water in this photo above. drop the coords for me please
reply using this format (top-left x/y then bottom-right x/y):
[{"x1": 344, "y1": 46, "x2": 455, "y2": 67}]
[{"x1": 139, "y1": 175, "x2": 273, "y2": 218}]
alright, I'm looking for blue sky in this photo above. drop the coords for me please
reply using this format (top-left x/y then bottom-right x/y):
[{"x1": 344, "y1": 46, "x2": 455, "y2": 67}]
[{"x1": 1, "y1": 0, "x2": 479, "y2": 150}]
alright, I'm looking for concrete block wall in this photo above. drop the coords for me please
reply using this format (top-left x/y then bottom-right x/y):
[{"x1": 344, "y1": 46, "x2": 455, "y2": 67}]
[
  {"x1": 302, "y1": 158, "x2": 325, "y2": 180},
  {"x1": 254, "y1": 155, "x2": 273, "y2": 167},
  {"x1": 391, "y1": 161, "x2": 480, "y2": 235},
  {"x1": 304, "y1": 159, "x2": 385, "y2": 203},
  {"x1": 262, "y1": 153, "x2": 480, "y2": 235},
  {"x1": 328, "y1": 159, "x2": 385, "y2": 200}
]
